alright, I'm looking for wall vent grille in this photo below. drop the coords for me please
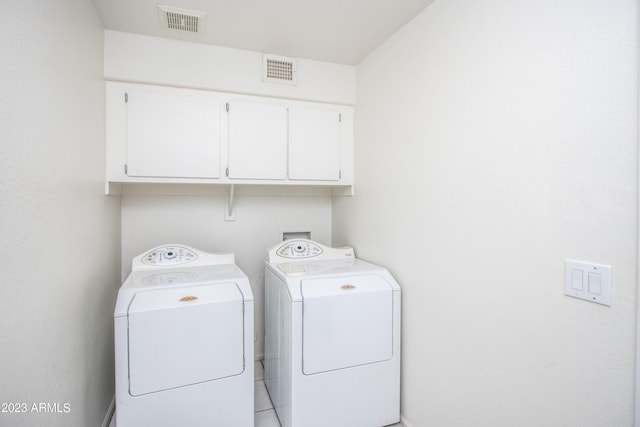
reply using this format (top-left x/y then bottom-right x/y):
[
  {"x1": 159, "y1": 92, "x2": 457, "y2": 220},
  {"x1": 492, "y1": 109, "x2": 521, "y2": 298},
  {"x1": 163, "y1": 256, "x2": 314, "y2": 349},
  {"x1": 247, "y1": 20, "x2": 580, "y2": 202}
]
[
  {"x1": 263, "y1": 54, "x2": 297, "y2": 85},
  {"x1": 158, "y1": 5, "x2": 206, "y2": 34}
]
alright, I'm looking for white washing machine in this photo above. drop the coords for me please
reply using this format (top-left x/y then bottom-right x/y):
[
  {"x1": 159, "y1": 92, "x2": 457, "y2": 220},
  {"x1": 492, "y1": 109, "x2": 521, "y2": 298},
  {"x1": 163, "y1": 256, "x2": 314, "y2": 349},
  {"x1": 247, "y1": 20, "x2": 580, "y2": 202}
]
[
  {"x1": 264, "y1": 239, "x2": 401, "y2": 427},
  {"x1": 114, "y1": 244, "x2": 254, "y2": 427}
]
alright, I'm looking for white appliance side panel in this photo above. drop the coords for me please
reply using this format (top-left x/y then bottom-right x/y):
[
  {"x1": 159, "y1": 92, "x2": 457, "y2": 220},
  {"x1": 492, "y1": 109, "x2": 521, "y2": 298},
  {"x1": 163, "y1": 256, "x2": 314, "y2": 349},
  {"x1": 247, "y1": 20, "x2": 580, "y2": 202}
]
[
  {"x1": 301, "y1": 275, "x2": 393, "y2": 375},
  {"x1": 265, "y1": 268, "x2": 295, "y2": 427},
  {"x1": 227, "y1": 101, "x2": 287, "y2": 179},
  {"x1": 288, "y1": 107, "x2": 341, "y2": 181},
  {"x1": 128, "y1": 283, "x2": 244, "y2": 396},
  {"x1": 264, "y1": 269, "x2": 280, "y2": 397},
  {"x1": 126, "y1": 85, "x2": 222, "y2": 179}
]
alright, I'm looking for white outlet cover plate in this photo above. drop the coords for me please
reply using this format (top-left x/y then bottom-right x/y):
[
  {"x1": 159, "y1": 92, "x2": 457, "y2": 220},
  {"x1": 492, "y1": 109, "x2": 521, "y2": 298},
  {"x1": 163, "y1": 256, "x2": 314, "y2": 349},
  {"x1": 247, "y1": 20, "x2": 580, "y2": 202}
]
[{"x1": 564, "y1": 259, "x2": 612, "y2": 306}]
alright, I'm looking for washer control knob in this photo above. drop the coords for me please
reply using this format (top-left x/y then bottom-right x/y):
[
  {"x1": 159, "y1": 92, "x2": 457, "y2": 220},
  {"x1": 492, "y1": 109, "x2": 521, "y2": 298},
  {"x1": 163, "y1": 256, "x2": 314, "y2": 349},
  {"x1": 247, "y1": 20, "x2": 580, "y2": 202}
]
[{"x1": 277, "y1": 240, "x2": 324, "y2": 259}]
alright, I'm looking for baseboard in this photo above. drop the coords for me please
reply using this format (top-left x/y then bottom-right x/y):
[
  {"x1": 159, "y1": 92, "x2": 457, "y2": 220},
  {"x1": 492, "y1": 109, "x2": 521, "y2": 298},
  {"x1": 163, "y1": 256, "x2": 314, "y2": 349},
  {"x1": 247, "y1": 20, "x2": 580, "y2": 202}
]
[
  {"x1": 101, "y1": 395, "x2": 115, "y2": 427},
  {"x1": 101, "y1": 390, "x2": 405, "y2": 426},
  {"x1": 400, "y1": 414, "x2": 414, "y2": 427}
]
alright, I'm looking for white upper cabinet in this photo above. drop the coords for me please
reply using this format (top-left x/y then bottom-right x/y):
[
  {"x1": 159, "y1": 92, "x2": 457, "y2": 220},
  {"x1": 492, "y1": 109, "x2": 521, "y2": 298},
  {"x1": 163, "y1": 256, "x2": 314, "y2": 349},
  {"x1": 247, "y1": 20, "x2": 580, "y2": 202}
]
[
  {"x1": 227, "y1": 102, "x2": 288, "y2": 180},
  {"x1": 106, "y1": 82, "x2": 353, "y2": 193},
  {"x1": 125, "y1": 84, "x2": 222, "y2": 179},
  {"x1": 288, "y1": 107, "x2": 341, "y2": 181}
]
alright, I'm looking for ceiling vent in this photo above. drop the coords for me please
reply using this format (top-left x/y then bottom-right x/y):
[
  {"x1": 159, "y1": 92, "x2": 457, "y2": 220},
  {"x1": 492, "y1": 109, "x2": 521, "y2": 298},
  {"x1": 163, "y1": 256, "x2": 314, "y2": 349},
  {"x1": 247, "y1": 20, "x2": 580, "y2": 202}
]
[
  {"x1": 157, "y1": 5, "x2": 206, "y2": 35},
  {"x1": 263, "y1": 54, "x2": 297, "y2": 86}
]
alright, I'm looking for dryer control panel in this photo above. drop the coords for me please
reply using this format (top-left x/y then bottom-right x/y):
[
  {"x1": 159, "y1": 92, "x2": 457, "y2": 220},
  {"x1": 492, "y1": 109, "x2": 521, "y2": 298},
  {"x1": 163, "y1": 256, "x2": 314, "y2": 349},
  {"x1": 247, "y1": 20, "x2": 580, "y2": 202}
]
[
  {"x1": 142, "y1": 245, "x2": 198, "y2": 266},
  {"x1": 131, "y1": 244, "x2": 236, "y2": 271},
  {"x1": 267, "y1": 239, "x2": 354, "y2": 264}
]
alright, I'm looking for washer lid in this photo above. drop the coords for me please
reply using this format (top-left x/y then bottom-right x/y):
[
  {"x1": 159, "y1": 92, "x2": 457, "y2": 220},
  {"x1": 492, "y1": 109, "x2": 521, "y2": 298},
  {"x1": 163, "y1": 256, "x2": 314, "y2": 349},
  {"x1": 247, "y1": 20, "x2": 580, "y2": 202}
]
[
  {"x1": 301, "y1": 274, "x2": 394, "y2": 375},
  {"x1": 301, "y1": 273, "x2": 391, "y2": 298},
  {"x1": 127, "y1": 283, "x2": 245, "y2": 396}
]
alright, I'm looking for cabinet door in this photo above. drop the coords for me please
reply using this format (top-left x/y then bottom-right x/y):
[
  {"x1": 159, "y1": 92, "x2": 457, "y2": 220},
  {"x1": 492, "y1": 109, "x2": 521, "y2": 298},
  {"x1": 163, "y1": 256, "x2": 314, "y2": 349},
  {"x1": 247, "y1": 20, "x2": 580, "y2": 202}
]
[
  {"x1": 227, "y1": 102, "x2": 288, "y2": 180},
  {"x1": 288, "y1": 107, "x2": 341, "y2": 181},
  {"x1": 126, "y1": 85, "x2": 221, "y2": 179}
]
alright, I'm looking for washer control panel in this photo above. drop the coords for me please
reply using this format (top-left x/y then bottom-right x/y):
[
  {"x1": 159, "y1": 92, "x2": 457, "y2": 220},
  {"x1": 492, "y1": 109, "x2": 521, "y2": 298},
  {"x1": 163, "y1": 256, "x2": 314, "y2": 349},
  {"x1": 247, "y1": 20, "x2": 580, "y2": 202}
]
[
  {"x1": 267, "y1": 239, "x2": 354, "y2": 264},
  {"x1": 141, "y1": 245, "x2": 198, "y2": 266},
  {"x1": 277, "y1": 241, "x2": 323, "y2": 259}
]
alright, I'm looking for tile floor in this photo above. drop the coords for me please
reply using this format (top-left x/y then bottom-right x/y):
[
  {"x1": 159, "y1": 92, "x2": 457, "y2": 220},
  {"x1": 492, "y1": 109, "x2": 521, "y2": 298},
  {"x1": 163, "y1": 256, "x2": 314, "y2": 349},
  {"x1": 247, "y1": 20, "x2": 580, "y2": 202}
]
[
  {"x1": 109, "y1": 360, "x2": 402, "y2": 427},
  {"x1": 254, "y1": 360, "x2": 281, "y2": 427}
]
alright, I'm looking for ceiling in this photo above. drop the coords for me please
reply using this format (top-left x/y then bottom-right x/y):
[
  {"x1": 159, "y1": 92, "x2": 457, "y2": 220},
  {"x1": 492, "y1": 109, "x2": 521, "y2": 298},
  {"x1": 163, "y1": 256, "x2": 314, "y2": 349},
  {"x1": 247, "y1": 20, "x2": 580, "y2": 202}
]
[{"x1": 90, "y1": 0, "x2": 435, "y2": 65}]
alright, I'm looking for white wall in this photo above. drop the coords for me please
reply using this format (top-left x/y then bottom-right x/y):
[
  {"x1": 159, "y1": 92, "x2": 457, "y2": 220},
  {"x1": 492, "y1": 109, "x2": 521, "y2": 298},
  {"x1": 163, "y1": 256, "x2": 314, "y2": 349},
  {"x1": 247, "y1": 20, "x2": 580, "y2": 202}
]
[
  {"x1": 333, "y1": 0, "x2": 638, "y2": 426},
  {"x1": 0, "y1": 1, "x2": 121, "y2": 426},
  {"x1": 105, "y1": 30, "x2": 357, "y2": 105},
  {"x1": 120, "y1": 191, "x2": 332, "y2": 357}
]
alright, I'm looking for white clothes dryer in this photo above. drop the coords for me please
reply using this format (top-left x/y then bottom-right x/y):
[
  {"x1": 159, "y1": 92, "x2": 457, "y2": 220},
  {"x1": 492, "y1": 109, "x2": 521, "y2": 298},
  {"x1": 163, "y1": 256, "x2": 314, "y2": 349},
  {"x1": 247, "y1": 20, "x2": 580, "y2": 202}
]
[
  {"x1": 264, "y1": 239, "x2": 401, "y2": 427},
  {"x1": 114, "y1": 244, "x2": 254, "y2": 427}
]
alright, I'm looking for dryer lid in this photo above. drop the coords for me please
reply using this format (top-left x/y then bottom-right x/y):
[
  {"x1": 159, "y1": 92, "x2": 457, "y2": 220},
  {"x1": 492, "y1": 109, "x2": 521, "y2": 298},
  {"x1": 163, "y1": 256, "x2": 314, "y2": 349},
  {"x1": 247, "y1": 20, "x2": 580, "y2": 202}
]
[
  {"x1": 128, "y1": 281, "x2": 242, "y2": 313},
  {"x1": 127, "y1": 283, "x2": 245, "y2": 396}
]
